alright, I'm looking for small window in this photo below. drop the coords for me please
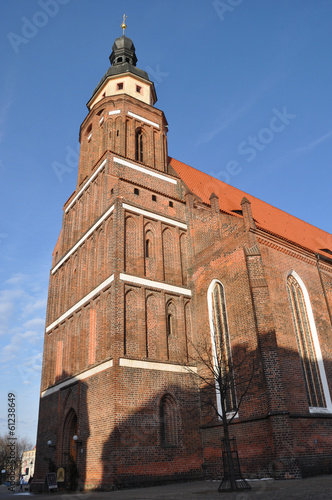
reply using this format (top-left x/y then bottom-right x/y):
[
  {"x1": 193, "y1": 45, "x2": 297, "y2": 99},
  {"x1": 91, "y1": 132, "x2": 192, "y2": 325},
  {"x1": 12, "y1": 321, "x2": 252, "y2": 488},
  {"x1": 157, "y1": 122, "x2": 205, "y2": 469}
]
[
  {"x1": 117, "y1": 82, "x2": 123, "y2": 90},
  {"x1": 166, "y1": 313, "x2": 174, "y2": 337},
  {"x1": 135, "y1": 129, "x2": 143, "y2": 162},
  {"x1": 134, "y1": 188, "x2": 139, "y2": 195},
  {"x1": 145, "y1": 239, "x2": 150, "y2": 258},
  {"x1": 169, "y1": 201, "x2": 173, "y2": 207},
  {"x1": 96, "y1": 108, "x2": 104, "y2": 116},
  {"x1": 117, "y1": 130, "x2": 119, "y2": 137},
  {"x1": 117, "y1": 57, "x2": 123, "y2": 63},
  {"x1": 125, "y1": 57, "x2": 130, "y2": 63},
  {"x1": 136, "y1": 85, "x2": 142, "y2": 94},
  {"x1": 110, "y1": 188, "x2": 113, "y2": 195},
  {"x1": 152, "y1": 195, "x2": 157, "y2": 202}
]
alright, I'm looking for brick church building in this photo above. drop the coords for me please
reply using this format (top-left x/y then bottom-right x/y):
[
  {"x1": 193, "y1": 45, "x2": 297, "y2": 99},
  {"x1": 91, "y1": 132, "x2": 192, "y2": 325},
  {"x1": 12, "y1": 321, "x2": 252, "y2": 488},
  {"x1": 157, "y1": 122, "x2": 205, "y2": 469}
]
[{"x1": 33, "y1": 27, "x2": 332, "y2": 489}]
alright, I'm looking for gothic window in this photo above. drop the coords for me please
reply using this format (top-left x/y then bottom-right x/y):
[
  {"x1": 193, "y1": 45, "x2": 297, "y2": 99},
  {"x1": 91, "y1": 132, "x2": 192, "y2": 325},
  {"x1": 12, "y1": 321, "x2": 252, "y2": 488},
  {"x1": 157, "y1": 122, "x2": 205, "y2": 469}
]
[
  {"x1": 160, "y1": 395, "x2": 178, "y2": 447},
  {"x1": 144, "y1": 226, "x2": 156, "y2": 279},
  {"x1": 166, "y1": 313, "x2": 174, "y2": 337},
  {"x1": 135, "y1": 129, "x2": 143, "y2": 162},
  {"x1": 166, "y1": 301, "x2": 176, "y2": 337},
  {"x1": 166, "y1": 301, "x2": 179, "y2": 362},
  {"x1": 208, "y1": 280, "x2": 236, "y2": 415},
  {"x1": 145, "y1": 238, "x2": 150, "y2": 258},
  {"x1": 287, "y1": 272, "x2": 327, "y2": 409}
]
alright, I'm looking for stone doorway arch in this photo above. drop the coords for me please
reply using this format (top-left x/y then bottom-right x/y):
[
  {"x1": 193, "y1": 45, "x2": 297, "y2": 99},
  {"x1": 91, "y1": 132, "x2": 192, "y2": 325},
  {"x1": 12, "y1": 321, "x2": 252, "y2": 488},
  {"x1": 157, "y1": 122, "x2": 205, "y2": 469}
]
[{"x1": 62, "y1": 408, "x2": 78, "y2": 463}]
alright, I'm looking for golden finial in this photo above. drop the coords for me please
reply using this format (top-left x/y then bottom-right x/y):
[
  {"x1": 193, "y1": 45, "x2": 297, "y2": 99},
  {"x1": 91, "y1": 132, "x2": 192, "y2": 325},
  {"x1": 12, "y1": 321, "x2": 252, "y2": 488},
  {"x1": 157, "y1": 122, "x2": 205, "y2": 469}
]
[{"x1": 121, "y1": 14, "x2": 127, "y2": 35}]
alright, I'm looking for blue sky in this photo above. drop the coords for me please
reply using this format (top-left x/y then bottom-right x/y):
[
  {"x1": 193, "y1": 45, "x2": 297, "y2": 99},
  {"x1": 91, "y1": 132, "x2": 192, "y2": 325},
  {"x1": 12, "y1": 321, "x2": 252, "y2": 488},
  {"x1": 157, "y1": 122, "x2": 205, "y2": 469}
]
[{"x1": 1, "y1": 0, "x2": 332, "y2": 444}]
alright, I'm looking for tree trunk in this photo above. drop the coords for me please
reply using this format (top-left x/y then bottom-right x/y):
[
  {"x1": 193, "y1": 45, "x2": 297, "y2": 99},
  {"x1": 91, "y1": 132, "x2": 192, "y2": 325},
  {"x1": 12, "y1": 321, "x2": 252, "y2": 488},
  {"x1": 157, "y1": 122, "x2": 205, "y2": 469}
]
[{"x1": 221, "y1": 397, "x2": 238, "y2": 491}]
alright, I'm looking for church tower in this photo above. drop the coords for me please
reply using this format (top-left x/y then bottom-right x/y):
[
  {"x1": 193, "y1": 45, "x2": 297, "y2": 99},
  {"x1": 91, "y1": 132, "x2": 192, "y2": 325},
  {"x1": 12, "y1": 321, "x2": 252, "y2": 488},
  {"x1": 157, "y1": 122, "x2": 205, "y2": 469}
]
[{"x1": 34, "y1": 20, "x2": 202, "y2": 490}]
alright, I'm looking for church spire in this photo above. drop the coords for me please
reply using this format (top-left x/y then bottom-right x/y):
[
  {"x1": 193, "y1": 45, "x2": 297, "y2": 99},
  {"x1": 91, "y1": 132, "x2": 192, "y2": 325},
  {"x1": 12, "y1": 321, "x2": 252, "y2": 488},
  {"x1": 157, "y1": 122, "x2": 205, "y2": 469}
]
[{"x1": 87, "y1": 23, "x2": 157, "y2": 109}]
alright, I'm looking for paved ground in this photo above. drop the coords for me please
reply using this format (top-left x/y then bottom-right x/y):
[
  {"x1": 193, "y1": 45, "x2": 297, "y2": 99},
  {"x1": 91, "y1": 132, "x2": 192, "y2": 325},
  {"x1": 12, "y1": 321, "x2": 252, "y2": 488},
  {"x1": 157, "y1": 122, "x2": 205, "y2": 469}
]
[{"x1": 1, "y1": 475, "x2": 332, "y2": 500}]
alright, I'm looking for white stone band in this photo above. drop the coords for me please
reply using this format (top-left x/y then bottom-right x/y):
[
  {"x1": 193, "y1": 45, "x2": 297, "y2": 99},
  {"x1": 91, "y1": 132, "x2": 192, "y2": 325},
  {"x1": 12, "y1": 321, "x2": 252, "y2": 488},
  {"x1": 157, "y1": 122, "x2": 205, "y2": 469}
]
[
  {"x1": 120, "y1": 273, "x2": 191, "y2": 296},
  {"x1": 119, "y1": 358, "x2": 197, "y2": 373},
  {"x1": 65, "y1": 159, "x2": 107, "y2": 213},
  {"x1": 127, "y1": 111, "x2": 159, "y2": 128},
  {"x1": 114, "y1": 157, "x2": 177, "y2": 184},
  {"x1": 122, "y1": 203, "x2": 186, "y2": 229},
  {"x1": 52, "y1": 205, "x2": 114, "y2": 274},
  {"x1": 46, "y1": 274, "x2": 114, "y2": 333},
  {"x1": 41, "y1": 359, "x2": 114, "y2": 398}
]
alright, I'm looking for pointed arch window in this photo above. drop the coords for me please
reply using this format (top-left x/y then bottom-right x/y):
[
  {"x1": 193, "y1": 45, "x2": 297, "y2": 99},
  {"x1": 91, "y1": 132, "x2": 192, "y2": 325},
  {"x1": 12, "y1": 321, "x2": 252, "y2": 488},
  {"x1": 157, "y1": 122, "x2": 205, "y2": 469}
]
[
  {"x1": 166, "y1": 313, "x2": 174, "y2": 337},
  {"x1": 160, "y1": 395, "x2": 178, "y2": 447},
  {"x1": 135, "y1": 129, "x2": 143, "y2": 163},
  {"x1": 145, "y1": 238, "x2": 150, "y2": 258},
  {"x1": 208, "y1": 280, "x2": 237, "y2": 416},
  {"x1": 166, "y1": 301, "x2": 176, "y2": 338},
  {"x1": 166, "y1": 301, "x2": 180, "y2": 362},
  {"x1": 144, "y1": 227, "x2": 156, "y2": 278},
  {"x1": 287, "y1": 272, "x2": 331, "y2": 411}
]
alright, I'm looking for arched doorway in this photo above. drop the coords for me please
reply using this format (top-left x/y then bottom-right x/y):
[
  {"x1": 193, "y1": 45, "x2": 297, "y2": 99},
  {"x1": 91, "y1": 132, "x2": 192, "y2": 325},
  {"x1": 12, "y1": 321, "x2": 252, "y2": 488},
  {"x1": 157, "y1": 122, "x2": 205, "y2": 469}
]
[{"x1": 62, "y1": 409, "x2": 78, "y2": 462}]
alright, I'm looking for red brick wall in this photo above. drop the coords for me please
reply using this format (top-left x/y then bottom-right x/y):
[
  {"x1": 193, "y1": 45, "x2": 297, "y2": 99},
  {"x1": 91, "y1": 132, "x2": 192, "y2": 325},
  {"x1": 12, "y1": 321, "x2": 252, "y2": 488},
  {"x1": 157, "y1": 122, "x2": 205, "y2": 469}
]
[{"x1": 35, "y1": 73, "x2": 332, "y2": 490}]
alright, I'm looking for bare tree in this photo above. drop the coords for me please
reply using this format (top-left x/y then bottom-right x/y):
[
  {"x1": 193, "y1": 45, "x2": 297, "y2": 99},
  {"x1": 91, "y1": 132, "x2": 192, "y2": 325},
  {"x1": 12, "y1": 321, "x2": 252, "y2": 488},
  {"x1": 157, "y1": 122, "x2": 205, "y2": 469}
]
[
  {"x1": 0, "y1": 434, "x2": 33, "y2": 484},
  {"x1": 187, "y1": 340, "x2": 258, "y2": 492}
]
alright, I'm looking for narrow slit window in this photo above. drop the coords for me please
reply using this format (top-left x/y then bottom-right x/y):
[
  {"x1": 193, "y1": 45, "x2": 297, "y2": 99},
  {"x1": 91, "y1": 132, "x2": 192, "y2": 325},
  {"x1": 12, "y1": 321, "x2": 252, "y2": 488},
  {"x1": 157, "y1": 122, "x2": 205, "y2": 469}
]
[
  {"x1": 135, "y1": 129, "x2": 143, "y2": 163},
  {"x1": 167, "y1": 313, "x2": 174, "y2": 337}
]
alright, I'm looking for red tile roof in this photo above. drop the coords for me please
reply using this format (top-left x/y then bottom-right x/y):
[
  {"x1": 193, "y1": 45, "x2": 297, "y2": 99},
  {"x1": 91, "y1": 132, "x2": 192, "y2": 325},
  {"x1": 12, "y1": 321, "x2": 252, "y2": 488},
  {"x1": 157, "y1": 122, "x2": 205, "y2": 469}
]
[{"x1": 169, "y1": 157, "x2": 332, "y2": 259}]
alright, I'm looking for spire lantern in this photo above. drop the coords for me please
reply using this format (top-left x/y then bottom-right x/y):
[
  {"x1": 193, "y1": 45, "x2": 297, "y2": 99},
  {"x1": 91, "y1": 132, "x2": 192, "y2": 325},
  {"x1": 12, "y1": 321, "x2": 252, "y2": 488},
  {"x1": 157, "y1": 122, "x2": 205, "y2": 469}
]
[
  {"x1": 87, "y1": 22, "x2": 158, "y2": 109},
  {"x1": 109, "y1": 34, "x2": 138, "y2": 67}
]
